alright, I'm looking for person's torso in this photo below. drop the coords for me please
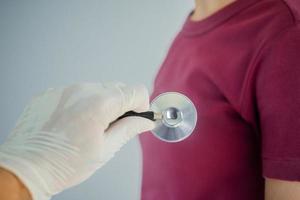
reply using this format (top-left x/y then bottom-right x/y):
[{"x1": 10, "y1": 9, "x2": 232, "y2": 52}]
[{"x1": 140, "y1": 0, "x2": 296, "y2": 199}]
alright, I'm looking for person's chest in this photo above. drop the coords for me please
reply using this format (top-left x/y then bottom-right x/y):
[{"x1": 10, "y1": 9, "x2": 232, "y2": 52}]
[{"x1": 140, "y1": 31, "x2": 264, "y2": 199}]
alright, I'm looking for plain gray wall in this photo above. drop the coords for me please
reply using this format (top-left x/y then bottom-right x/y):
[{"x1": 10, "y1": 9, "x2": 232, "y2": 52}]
[{"x1": 0, "y1": 1, "x2": 193, "y2": 199}]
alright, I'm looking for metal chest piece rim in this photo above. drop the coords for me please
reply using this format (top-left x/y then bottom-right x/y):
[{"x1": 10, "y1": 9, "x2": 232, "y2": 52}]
[{"x1": 150, "y1": 92, "x2": 198, "y2": 143}]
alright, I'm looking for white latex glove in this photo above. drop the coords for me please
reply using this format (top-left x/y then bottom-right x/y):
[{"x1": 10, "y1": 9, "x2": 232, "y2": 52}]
[{"x1": 0, "y1": 82, "x2": 154, "y2": 200}]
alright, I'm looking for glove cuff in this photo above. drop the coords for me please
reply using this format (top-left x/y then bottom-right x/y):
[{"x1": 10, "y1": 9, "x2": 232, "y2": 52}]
[{"x1": 0, "y1": 151, "x2": 51, "y2": 200}]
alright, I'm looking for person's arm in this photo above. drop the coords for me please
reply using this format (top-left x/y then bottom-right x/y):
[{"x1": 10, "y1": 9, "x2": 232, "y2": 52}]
[
  {"x1": 265, "y1": 178, "x2": 300, "y2": 200},
  {"x1": 0, "y1": 167, "x2": 31, "y2": 200},
  {"x1": 255, "y1": 25, "x2": 300, "y2": 199}
]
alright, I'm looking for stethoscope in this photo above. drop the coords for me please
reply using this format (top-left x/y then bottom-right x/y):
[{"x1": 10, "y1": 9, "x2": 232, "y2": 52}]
[{"x1": 118, "y1": 92, "x2": 197, "y2": 143}]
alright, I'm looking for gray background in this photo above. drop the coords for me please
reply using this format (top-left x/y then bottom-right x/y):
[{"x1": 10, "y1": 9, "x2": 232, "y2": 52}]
[{"x1": 0, "y1": 1, "x2": 192, "y2": 199}]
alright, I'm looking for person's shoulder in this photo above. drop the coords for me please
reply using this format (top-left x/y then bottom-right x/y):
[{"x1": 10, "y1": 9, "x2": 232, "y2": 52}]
[
  {"x1": 247, "y1": 0, "x2": 299, "y2": 36},
  {"x1": 258, "y1": 0, "x2": 300, "y2": 52},
  {"x1": 283, "y1": 0, "x2": 300, "y2": 21},
  {"x1": 255, "y1": 2, "x2": 300, "y2": 78},
  {"x1": 252, "y1": 0, "x2": 298, "y2": 23},
  {"x1": 239, "y1": 0, "x2": 300, "y2": 52}
]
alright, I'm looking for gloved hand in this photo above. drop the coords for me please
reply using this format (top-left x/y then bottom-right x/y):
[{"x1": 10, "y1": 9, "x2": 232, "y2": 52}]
[{"x1": 0, "y1": 82, "x2": 154, "y2": 200}]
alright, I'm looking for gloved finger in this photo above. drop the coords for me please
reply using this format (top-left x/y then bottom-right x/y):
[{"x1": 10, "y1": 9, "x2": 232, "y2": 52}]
[
  {"x1": 103, "y1": 82, "x2": 150, "y2": 112},
  {"x1": 104, "y1": 117, "x2": 155, "y2": 151},
  {"x1": 99, "y1": 84, "x2": 151, "y2": 124},
  {"x1": 116, "y1": 84, "x2": 150, "y2": 113},
  {"x1": 63, "y1": 83, "x2": 105, "y2": 109},
  {"x1": 102, "y1": 81, "x2": 126, "y2": 89}
]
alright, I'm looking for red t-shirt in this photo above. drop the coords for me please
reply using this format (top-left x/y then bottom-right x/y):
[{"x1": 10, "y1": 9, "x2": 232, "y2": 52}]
[{"x1": 139, "y1": 0, "x2": 300, "y2": 199}]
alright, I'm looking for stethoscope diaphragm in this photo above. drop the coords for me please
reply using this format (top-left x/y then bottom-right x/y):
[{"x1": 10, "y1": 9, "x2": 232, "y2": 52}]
[
  {"x1": 150, "y1": 92, "x2": 197, "y2": 142},
  {"x1": 117, "y1": 92, "x2": 197, "y2": 142}
]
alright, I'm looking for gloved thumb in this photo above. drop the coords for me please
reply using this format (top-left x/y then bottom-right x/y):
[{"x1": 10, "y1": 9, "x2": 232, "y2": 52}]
[
  {"x1": 100, "y1": 117, "x2": 155, "y2": 163},
  {"x1": 105, "y1": 116, "x2": 155, "y2": 143}
]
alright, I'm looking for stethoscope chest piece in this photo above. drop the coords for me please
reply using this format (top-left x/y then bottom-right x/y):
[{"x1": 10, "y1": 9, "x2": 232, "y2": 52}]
[{"x1": 150, "y1": 92, "x2": 197, "y2": 142}]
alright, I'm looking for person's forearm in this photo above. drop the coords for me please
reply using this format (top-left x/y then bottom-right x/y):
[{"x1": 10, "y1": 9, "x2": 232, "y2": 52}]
[
  {"x1": 0, "y1": 167, "x2": 32, "y2": 200},
  {"x1": 265, "y1": 178, "x2": 300, "y2": 200}
]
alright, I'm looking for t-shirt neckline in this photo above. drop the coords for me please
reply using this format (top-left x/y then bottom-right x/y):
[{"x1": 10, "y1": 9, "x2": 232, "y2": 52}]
[{"x1": 181, "y1": 0, "x2": 259, "y2": 36}]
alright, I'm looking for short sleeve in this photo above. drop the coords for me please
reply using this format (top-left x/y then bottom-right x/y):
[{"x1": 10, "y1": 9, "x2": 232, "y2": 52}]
[{"x1": 256, "y1": 25, "x2": 300, "y2": 181}]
